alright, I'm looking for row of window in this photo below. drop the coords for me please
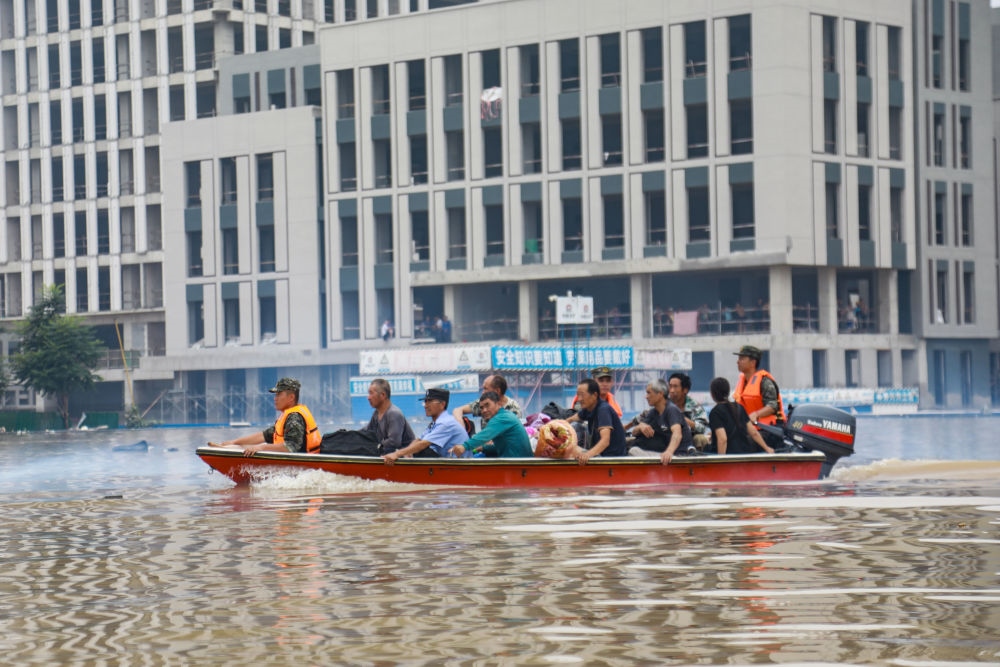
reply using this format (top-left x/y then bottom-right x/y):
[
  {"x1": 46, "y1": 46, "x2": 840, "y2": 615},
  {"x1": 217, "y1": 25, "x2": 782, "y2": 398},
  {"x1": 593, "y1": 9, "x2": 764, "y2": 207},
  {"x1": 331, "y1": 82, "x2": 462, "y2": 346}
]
[
  {"x1": 929, "y1": 259, "x2": 976, "y2": 326},
  {"x1": 4, "y1": 146, "x2": 160, "y2": 205},
  {"x1": 187, "y1": 287, "x2": 278, "y2": 346},
  {"x1": 0, "y1": 263, "x2": 162, "y2": 318}
]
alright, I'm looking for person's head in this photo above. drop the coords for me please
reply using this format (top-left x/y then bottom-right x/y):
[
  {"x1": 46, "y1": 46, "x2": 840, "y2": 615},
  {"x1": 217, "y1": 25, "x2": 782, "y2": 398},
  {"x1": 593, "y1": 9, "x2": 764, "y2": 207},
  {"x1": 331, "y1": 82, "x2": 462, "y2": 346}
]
[
  {"x1": 591, "y1": 366, "x2": 613, "y2": 397},
  {"x1": 420, "y1": 387, "x2": 450, "y2": 417},
  {"x1": 645, "y1": 379, "x2": 668, "y2": 408},
  {"x1": 368, "y1": 378, "x2": 391, "y2": 409},
  {"x1": 710, "y1": 377, "x2": 731, "y2": 403},
  {"x1": 477, "y1": 390, "x2": 501, "y2": 421},
  {"x1": 667, "y1": 372, "x2": 691, "y2": 406},
  {"x1": 734, "y1": 345, "x2": 762, "y2": 374},
  {"x1": 269, "y1": 377, "x2": 301, "y2": 410},
  {"x1": 576, "y1": 378, "x2": 601, "y2": 411},
  {"x1": 487, "y1": 374, "x2": 508, "y2": 397}
]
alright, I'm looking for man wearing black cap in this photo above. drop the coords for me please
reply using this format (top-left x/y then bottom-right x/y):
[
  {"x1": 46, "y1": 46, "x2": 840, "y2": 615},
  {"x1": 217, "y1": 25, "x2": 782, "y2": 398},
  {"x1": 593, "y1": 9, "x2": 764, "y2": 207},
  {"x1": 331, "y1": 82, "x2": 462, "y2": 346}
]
[
  {"x1": 382, "y1": 387, "x2": 467, "y2": 464},
  {"x1": 213, "y1": 377, "x2": 321, "y2": 456},
  {"x1": 733, "y1": 345, "x2": 786, "y2": 448},
  {"x1": 570, "y1": 366, "x2": 623, "y2": 417}
]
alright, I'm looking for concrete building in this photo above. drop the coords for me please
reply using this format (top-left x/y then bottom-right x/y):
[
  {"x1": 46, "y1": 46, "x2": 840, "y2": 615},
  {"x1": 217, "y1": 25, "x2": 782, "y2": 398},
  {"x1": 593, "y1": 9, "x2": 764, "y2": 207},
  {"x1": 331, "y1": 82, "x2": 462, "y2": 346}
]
[{"x1": 1, "y1": 0, "x2": 997, "y2": 422}]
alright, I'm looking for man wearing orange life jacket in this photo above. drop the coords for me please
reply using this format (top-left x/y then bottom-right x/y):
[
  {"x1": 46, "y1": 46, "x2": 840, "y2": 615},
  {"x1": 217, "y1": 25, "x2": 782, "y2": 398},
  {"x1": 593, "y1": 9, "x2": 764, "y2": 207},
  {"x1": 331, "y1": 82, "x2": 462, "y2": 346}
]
[
  {"x1": 732, "y1": 345, "x2": 786, "y2": 448},
  {"x1": 216, "y1": 377, "x2": 322, "y2": 457}
]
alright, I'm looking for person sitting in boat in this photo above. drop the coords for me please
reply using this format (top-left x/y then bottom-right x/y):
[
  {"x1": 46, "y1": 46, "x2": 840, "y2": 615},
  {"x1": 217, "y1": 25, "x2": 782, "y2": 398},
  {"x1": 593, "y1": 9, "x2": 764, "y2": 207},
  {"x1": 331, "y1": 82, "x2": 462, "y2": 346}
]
[
  {"x1": 214, "y1": 377, "x2": 321, "y2": 457},
  {"x1": 733, "y1": 344, "x2": 787, "y2": 449},
  {"x1": 364, "y1": 378, "x2": 415, "y2": 455},
  {"x1": 626, "y1": 378, "x2": 693, "y2": 464},
  {"x1": 449, "y1": 391, "x2": 532, "y2": 459},
  {"x1": 570, "y1": 366, "x2": 623, "y2": 417},
  {"x1": 667, "y1": 372, "x2": 710, "y2": 451},
  {"x1": 382, "y1": 388, "x2": 467, "y2": 464},
  {"x1": 707, "y1": 377, "x2": 774, "y2": 455},
  {"x1": 567, "y1": 378, "x2": 628, "y2": 464},
  {"x1": 452, "y1": 374, "x2": 523, "y2": 427}
]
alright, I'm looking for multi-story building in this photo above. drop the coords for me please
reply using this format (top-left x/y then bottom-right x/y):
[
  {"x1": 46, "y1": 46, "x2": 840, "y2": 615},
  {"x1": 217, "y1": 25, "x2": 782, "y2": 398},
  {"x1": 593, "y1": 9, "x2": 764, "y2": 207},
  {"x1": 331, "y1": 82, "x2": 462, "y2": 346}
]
[{"x1": 2, "y1": 0, "x2": 998, "y2": 423}]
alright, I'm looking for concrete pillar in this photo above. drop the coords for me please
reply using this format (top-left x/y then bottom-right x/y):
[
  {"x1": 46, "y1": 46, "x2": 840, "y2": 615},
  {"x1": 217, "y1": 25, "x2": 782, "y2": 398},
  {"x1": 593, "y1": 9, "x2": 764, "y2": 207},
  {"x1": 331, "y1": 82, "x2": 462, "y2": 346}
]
[
  {"x1": 817, "y1": 266, "x2": 838, "y2": 335},
  {"x1": 768, "y1": 264, "x2": 793, "y2": 336},
  {"x1": 629, "y1": 273, "x2": 651, "y2": 339},
  {"x1": 877, "y1": 269, "x2": 897, "y2": 334},
  {"x1": 518, "y1": 280, "x2": 537, "y2": 342}
]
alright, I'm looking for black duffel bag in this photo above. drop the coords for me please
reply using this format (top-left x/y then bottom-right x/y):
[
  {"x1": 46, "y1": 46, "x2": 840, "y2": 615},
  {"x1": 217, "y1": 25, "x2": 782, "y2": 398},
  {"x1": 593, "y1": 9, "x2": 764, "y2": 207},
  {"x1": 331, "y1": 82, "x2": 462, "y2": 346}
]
[{"x1": 319, "y1": 429, "x2": 381, "y2": 456}]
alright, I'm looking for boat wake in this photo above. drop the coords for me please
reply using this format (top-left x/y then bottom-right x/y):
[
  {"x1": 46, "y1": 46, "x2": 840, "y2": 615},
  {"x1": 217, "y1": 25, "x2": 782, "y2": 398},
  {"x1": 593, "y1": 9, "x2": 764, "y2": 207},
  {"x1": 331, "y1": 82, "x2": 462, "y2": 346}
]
[
  {"x1": 246, "y1": 467, "x2": 438, "y2": 494},
  {"x1": 832, "y1": 458, "x2": 1000, "y2": 483}
]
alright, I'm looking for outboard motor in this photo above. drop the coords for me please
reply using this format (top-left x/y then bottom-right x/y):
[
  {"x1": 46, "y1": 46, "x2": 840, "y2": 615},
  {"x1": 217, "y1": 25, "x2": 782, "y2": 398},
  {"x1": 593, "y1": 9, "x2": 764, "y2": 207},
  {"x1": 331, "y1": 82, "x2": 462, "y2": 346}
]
[{"x1": 782, "y1": 404, "x2": 856, "y2": 478}]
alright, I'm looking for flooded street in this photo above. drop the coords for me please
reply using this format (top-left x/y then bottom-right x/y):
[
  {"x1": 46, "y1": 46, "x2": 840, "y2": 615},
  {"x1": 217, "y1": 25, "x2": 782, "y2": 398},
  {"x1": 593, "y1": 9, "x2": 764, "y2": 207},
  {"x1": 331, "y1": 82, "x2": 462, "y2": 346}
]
[{"x1": 1, "y1": 416, "x2": 998, "y2": 664}]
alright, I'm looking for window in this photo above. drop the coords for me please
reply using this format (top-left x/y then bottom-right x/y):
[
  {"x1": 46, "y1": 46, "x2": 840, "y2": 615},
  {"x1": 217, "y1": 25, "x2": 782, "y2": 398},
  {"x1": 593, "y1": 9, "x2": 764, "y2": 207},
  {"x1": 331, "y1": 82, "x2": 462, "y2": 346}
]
[
  {"x1": 341, "y1": 216, "x2": 358, "y2": 266},
  {"x1": 186, "y1": 230, "x2": 203, "y2": 277},
  {"x1": 256, "y1": 153, "x2": 273, "y2": 201},
  {"x1": 935, "y1": 265, "x2": 948, "y2": 323},
  {"x1": 523, "y1": 201, "x2": 543, "y2": 255},
  {"x1": 407, "y1": 59, "x2": 425, "y2": 110},
  {"x1": 958, "y1": 34, "x2": 970, "y2": 91},
  {"x1": 641, "y1": 28, "x2": 663, "y2": 83},
  {"x1": 858, "y1": 184, "x2": 871, "y2": 241},
  {"x1": 411, "y1": 211, "x2": 429, "y2": 261},
  {"x1": 932, "y1": 109, "x2": 944, "y2": 166},
  {"x1": 444, "y1": 54, "x2": 463, "y2": 106},
  {"x1": 373, "y1": 138, "x2": 392, "y2": 188},
  {"x1": 53, "y1": 213, "x2": 65, "y2": 257},
  {"x1": 188, "y1": 299, "x2": 204, "y2": 344},
  {"x1": 934, "y1": 189, "x2": 945, "y2": 245},
  {"x1": 888, "y1": 26, "x2": 901, "y2": 80},
  {"x1": 856, "y1": 103, "x2": 869, "y2": 157},
  {"x1": 371, "y1": 64, "x2": 389, "y2": 115},
  {"x1": 223, "y1": 293, "x2": 240, "y2": 341},
  {"x1": 960, "y1": 190, "x2": 972, "y2": 246},
  {"x1": 220, "y1": 157, "x2": 237, "y2": 204},
  {"x1": 889, "y1": 107, "x2": 902, "y2": 159},
  {"x1": 728, "y1": 14, "x2": 751, "y2": 71},
  {"x1": 601, "y1": 115, "x2": 622, "y2": 165},
  {"x1": 304, "y1": 65, "x2": 321, "y2": 106},
  {"x1": 824, "y1": 100, "x2": 837, "y2": 154},
  {"x1": 686, "y1": 104, "x2": 708, "y2": 158},
  {"x1": 97, "y1": 210, "x2": 109, "y2": 254},
  {"x1": 98, "y1": 266, "x2": 110, "y2": 311},
  {"x1": 931, "y1": 34, "x2": 942, "y2": 88},
  {"x1": 958, "y1": 113, "x2": 971, "y2": 168},
  {"x1": 485, "y1": 204, "x2": 504, "y2": 257},
  {"x1": 562, "y1": 119, "x2": 581, "y2": 170},
  {"x1": 448, "y1": 207, "x2": 466, "y2": 259},
  {"x1": 559, "y1": 39, "x2": 579, "y2": 91},
  {"x1": 222, "y1": 228, "x2": 239, "y2": 275},
  {"x1": 336, "y1": 70, "x2": 355, "y2": 119},
  {"x1": 185, "y1": 162, "x2": 201, "y2": 207},
  {"x1": 890, "y1": 185, "x2": 903, "y2": 243},
  {"x1": 603, "y1": 194, "x2": 623, "y2": 248},
  {"x1": 481, "y1": 48, "x2": 500, "y2": 90},
  {"x1": 730, "y1": 100, "x2": 752, "y2": 154},
  {"x1": 74, "y1": 212, "x2": 87, "y2": 255},
  {"x1": 410, "y1": 135, "x2": 428, "y2": 184},
  {"x1": 522, "y1": 123, "x2": 542, "y2": 173},
  {"x1": 731, "y1": 182, "x2": 754, "y2": 240},
  {"x1": 483, "y1": 127, "x2": 502, "y2": 177},
  {"x1": 169, "y1": 84, "x2": 185, "y2": 121},
  {"x1": 259, "y1": 226, "x2": 275, "y2": 272},
  {"x1": 375, "y1": 214, "x2": 393, "y2": 264},
  {"x1": 855, "y1": 21, "x2": 869, "y2": 76},
  {"x1": 339, "y1": 142, "x2": 357, "y2": 191},
  {"x1": 683, "y1": 21, "x2": 706, "y2": 78},
  {"x1": 644, "y1": 110, "x2": 665, "y2": 162},
  {"x1": 687, "y1": 186, "x2": 710, "y2": 242},
  {"x1": 645, "y1": 190, "x2": 666, "y2": 246},
  {"x1": 826, "y1": 182, "x2": 839, "y2": 239},
  {"x1": 446, "y1": 130, "x2": 464, "y2": 180},
  {"x1": 599, "y1": 33, "x2": 620, "y2": 87},
  {"x1": 259, "y1": 293, "x2": 276, "y2": 338},
  {"x1": 822, "y1": 16, "x2": 836, "y2": 72},
  {"x1": 962, "y1": 267, "x2": 974, "y2": 324},
  {"x1": 562, "y1": 197, "x2": 582, "y2": 252},
  {"x1": 519, "y1": 44, "x2": 540, "y2": 97}
]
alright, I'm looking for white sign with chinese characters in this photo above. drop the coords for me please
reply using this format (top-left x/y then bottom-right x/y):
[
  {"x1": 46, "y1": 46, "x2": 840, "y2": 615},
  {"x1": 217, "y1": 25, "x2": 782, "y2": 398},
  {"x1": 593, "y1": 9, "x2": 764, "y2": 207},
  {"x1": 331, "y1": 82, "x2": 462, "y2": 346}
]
[{"x1": 555, "y1": 295, "x2": 594, "y2": 324}]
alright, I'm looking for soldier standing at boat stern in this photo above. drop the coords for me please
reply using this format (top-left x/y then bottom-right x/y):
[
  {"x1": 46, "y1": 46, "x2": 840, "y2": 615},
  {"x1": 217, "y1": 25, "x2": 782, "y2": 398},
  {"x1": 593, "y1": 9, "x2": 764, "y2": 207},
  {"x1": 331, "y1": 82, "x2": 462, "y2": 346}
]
[
  {"x1": 732, "y1": 346, "x2": 787, "y2": 449},
  {"x1": 216, "y1": 377, "x2": 322, "y2": 457}
]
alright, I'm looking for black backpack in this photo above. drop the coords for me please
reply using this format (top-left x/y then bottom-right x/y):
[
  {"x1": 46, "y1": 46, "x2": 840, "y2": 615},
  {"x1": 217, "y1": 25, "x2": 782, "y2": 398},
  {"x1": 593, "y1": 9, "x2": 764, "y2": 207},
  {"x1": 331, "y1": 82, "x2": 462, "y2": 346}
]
[
  {"x1": 319, "y1": 429, "x2": 381, "y2": 456},
  {"x1": 541, "y1": 401, "x2": 576, "y2": 420}
]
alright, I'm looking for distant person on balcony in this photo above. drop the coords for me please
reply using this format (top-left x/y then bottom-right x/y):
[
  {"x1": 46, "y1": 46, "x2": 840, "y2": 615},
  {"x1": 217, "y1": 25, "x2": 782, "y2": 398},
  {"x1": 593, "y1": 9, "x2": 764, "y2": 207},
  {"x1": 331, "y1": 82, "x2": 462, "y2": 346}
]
[
  {"x1": 441, "y1": 315, "x2": 452, "y2": 342},
  {"x1": 380, "y1": 319, "x2": 394, "y2": 342},
  {"x1": 211, "y1": 377, "x2": 321, "y2": 457},
  {"x1": 733, "y1": 345, "x2": 787, "y2": 449},
  {"x1": 453, "y1": 374, "x2": 523, "y2": 426},
  {"x1": 364, "y1": 378, "x2": 414, "y2": 455},
  {"x1": 571, "y1": 366, "x2": 622, "y2": 417},
  {"x1": 666, "y1": 372, "x2": 710, "y2": 451},
  {"x1": 382, "y1": 388, "x2": 466, "y2": 463}
]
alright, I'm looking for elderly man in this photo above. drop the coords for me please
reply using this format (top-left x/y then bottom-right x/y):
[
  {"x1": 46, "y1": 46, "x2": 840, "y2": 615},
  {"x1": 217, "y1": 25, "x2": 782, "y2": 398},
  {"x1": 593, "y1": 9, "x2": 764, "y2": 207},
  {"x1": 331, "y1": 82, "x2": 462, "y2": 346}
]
[
  {"x1": 452, "y1": 373, "x2": 523, "y2": 426},
  {"x1": 382, "y1": 388, "x2": 467, "y2": 463},
  {"x1": 733, "y1": 344, "x2": 787, "y2": 448},
  {"x1": 667, "y1": 372, "x2": 710, "y2": 451},
  {"x1": 214, "y1": 377, "x2": 321, "y2": 457},
  {"x1": 450, "y1": 391, "x2": 532, "y2": 458},
  {"x1": 569, "y1": 378, "x2": 627, "y2": 464},
  {"x1": 627, "y1": 378, "x2": 693, "y2": 465},
  {"x1": 364, "y1": 378, "x2": 415, "y2": 454}
]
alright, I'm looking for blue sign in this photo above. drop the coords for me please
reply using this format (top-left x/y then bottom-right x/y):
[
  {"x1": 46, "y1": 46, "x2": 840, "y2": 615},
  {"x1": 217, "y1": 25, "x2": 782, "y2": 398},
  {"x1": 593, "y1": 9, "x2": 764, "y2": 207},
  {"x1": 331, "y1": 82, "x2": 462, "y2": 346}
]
[
  {"x1": 349, "y1": 376, "x2": 420, "y2": 396},
  {"x1": 491, "y1": 346, "x2": 634, "y2": 370}
]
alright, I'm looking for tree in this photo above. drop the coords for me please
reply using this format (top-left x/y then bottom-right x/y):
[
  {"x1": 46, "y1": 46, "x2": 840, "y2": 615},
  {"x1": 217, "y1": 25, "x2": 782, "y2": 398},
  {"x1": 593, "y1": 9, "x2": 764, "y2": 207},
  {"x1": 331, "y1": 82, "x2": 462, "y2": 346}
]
[{"x1": 11, "y1": 285, "x2": 103, "y2": 429}]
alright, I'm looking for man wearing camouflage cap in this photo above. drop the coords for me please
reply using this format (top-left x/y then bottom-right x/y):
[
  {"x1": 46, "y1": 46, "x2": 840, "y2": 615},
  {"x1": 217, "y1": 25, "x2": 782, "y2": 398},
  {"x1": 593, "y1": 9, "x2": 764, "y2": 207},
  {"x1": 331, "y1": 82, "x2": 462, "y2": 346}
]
[
  {"x1": 213, "y1": 377, "x2": 322, "y2": 456},
  {"x1": 732, "y1": 345, "x2": 786, "y2": 448}
]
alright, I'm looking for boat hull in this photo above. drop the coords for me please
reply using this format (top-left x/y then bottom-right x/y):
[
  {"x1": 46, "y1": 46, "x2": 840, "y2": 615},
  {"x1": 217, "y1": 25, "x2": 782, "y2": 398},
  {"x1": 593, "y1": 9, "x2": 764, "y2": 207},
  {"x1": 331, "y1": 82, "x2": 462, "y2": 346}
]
[{"x1": 196, "y1": 447, "x2": 828, "y2": 488}]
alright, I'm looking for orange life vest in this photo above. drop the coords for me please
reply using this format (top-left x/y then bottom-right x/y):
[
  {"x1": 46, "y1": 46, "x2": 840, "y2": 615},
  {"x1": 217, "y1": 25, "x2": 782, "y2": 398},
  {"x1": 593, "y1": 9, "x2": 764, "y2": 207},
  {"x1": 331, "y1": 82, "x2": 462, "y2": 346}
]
[
  {"x1": 733, "y1": 370, "x2": 786, "y2": 426},
  {"x1": 274, "y1": 404, "x2": 322, "y2": 453}
]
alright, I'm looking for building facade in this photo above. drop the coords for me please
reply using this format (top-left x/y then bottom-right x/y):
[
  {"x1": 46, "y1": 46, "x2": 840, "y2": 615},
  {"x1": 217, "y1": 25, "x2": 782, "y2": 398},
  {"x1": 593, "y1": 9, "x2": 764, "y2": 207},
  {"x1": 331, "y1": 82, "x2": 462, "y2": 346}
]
[{"x1": 1, "y1": 0, "x2": 997, "y2": 422}]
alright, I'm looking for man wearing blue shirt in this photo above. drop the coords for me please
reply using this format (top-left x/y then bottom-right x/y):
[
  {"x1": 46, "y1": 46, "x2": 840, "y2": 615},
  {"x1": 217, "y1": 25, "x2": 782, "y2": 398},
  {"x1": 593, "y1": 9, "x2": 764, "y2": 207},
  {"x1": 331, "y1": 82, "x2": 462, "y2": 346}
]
[
  {"x1": 382, "y1": 387, "x2": 466, "y2": 463},
  {"x1": 450, "y1": 391, "x2": 532, "y2": 458}
]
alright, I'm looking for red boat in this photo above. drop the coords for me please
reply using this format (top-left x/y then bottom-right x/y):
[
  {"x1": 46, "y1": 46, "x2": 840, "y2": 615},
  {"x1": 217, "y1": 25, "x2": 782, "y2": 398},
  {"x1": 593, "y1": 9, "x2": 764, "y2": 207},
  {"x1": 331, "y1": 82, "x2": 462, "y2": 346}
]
[
  {"x1": 197, "y1": 403, "x2": 857, "y2": 488},
  {"x1": 197, "y1": 446, "x2": 829, "y2": 488}
]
